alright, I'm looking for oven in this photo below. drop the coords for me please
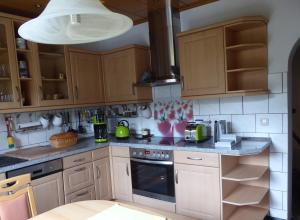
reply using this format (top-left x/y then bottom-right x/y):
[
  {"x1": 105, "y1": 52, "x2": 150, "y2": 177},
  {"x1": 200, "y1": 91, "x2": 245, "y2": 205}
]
[{"x1": 130, "y1": 148, "x2": 175, "y2": 202}]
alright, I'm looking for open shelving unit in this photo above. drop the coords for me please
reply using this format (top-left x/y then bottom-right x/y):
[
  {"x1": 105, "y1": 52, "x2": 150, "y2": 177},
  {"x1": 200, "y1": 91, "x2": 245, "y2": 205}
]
[
  {"x1": 224, "y1": 20, "x2": 268, "y2": 94},
  {"x1": 221, "y1": 149, "x2": 269, "y2": 220}
]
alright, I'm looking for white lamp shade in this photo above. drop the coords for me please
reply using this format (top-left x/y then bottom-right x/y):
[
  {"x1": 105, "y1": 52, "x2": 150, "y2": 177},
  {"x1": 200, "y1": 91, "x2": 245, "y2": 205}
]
[{"x1": 18, "y1": 0, "x2": 133, "y2": 44}]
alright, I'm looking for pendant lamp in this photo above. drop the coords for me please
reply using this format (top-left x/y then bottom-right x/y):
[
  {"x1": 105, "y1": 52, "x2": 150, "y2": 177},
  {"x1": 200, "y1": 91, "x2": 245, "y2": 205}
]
[{"x1": 18, "y1": 0, "x2": 133, "y2": 44}]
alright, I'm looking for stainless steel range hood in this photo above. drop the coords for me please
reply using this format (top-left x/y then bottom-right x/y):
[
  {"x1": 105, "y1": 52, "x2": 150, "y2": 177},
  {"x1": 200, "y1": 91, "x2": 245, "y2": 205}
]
[{"x1": 137, "y1": 0, "x2": 181, "y2": 87}]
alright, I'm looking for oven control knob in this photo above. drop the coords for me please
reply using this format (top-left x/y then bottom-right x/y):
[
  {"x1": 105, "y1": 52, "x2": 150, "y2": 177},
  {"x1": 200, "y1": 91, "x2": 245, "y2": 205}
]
[
  {"x1": 165, "y1": 154, "x2": 169, "y2": 159},
  {"x1": 139, "y1": 152, "x2": 143, "y2": 156},
  {"x1": 132, "y1": 152, "x2": 137, "y2": 156}
]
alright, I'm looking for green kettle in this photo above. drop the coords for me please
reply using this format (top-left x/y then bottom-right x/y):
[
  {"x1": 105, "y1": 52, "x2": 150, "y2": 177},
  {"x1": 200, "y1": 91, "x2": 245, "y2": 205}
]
[{"x1": 115, "y1": 120, "x2": 130, "y2": 139}]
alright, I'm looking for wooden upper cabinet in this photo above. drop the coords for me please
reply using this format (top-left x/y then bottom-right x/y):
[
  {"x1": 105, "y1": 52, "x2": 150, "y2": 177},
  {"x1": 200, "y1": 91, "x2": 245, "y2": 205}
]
[
  {"x1": 36, "y1": 45, "x2": 73, "y2": 106},
  {"x1": 0, "y1": 17, "x2": 21, "y2": 109},
  {"x1": 179, "y1": 27, "x2": 225, "y2": 97},
  {"x1": 69, "y1": 49, "x2": 104, "y2": 104},
  {"x1": 102, "y1": 45, "x2": 152, "y2": 104}
]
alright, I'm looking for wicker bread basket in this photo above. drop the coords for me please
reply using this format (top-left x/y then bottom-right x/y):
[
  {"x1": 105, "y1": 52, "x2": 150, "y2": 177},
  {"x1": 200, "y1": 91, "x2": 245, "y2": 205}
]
[{"x1": 49, "y1": 132, "x2": 78, "y2": 148}]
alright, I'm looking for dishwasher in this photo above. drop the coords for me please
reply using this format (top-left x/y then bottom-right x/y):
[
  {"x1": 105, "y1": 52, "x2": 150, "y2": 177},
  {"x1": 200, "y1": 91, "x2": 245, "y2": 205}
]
[{"x1": 6, "y1": 159, "x2": 64, "y2": 214}]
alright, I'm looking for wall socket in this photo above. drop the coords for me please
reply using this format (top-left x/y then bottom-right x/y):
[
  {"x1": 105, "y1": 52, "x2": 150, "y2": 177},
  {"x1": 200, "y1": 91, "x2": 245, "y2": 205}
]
[{"x1": 260, "y1": 118, "x2": 269, "y2": 126}]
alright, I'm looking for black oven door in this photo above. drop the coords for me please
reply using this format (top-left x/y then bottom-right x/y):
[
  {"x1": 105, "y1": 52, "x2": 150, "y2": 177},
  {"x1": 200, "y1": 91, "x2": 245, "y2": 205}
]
[{"x1": 130, "y1": 158, "x2": 175, "y2": 202}]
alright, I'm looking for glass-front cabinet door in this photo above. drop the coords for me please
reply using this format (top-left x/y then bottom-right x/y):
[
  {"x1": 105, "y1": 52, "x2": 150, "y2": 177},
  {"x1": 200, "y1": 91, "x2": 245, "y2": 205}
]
[
  {"x1": 0, "y1": 17, "x2": 21, "y2": 109},
  {"x1": 37, "y1": 45, "x2": 73, "y2": 106}
]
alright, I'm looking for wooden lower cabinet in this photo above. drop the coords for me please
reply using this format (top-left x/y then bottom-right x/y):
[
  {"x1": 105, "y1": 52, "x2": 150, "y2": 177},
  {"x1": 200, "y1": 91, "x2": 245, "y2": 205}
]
[
  {"x1": 112, "y1": 156, "x2": 133, "y2": 202},
  {"x1": 93, "y1": 158, "x2": 112, "y2": 200},
  {"x1": 175, "y1": 163, "x2": 221, "y2": 220},
  {"x1": 65, "y1": 185, "x2": 96, "y2": 204},
  {"x1": 63, "y1": 162, "x2": 94, "y2": 194},
  {"x1": 32, "y1": 172, "x2": 65, "y2": 214}
]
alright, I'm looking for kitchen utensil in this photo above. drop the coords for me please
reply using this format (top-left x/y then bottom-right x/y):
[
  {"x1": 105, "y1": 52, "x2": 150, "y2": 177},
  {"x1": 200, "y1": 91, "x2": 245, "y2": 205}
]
[
  {"x1": 78, "y1": 111, "x2": 86, "y2": 134},
  {"x1": 141, "y1": 128, "x2": 151, "y2": 137},
  {"x1": 115, "y1": 120, "x2": 129, "y2": 139},
  {"x1": 39, "y1": 115, "x2": 49, "y2": 129},
  {"x1": 52, "y1": 113, "x2": 63, "y2": 127},
  {"x1": 138, "y1": 105, "x2": 152, "y2": 119}
]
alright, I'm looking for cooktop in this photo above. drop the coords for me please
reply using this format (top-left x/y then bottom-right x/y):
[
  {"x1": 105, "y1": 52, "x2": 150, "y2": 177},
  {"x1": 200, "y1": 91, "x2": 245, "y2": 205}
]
[{"x1": 0, "y1": 156, "x2": 27, "y2": 168}]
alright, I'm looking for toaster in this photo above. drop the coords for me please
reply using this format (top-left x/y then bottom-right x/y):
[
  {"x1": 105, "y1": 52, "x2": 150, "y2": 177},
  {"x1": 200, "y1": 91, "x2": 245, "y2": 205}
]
[{"x1": 184, "y1": 122, "x2": 209, "y2": 142}]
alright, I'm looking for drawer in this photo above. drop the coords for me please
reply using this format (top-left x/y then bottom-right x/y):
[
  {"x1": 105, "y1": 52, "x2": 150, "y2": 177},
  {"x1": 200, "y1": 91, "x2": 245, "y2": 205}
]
[
  {"x1": 92, "y1": 147, "x2": 109, "y2": 160},
  {"x1": 65, "y1": 185, "x2": 96, "y2": 204},
  {"x1": 63, "y1": 151, "x2": 92, "y2": 169},
  {"x1": 111, "y1": 146, "x2": 129, "y2": 157},
  {"x1": 174, "y1": 151, "x2": 219, "y2": 167},
  {"x1": 63, "y1": 162, "x2": 94, "y2": 194}
]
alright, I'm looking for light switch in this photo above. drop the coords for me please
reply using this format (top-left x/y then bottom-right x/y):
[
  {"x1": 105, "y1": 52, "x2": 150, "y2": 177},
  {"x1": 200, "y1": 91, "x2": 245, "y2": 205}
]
[{"x1": 260, "y1": 118, "x2": 269, "y2": 126}]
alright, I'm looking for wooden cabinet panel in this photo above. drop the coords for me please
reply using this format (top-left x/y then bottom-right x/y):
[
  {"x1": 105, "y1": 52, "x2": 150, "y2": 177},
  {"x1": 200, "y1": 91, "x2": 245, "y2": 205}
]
[
  {"x1": 32, "y1": 172, "x2": 64, "y2": 214},
  {"x1": 102, "y1": 45, "x2": 152, "y2": 103},
  {"x1": 174, "y1": 151, "x2": 219, "y2": 167},
  {"x1": 92, "y1": 147, "x2": 109, "y2": 161},
  {"x1": 63, "y1": 162, "x2": 94, "y2": 194},
  {"x1": 175, "y1": 163, "x2": 221, "y2": 220},
  {"x1": 110, "y1": 146, "x2": 130, "y2": 158},
  {"x1": 65, "y1": 185, "x2": 96, "y2": 204},
  {"x1": 0, "y1": 17, "x2": 21, "y2": 109},
  {"x1": 93, "y1": 158, "x2": 112, "y2": 200},
  {"x1": 63, "y1": 151, "x2": 92, "y2": 169},
  {"x1": 179, "y1": 27, "x2": 225, "y2": 97},
  {"x1": 112, "y1": 156, "x2": 132, "y2": 201},
  {"x1": 70, "y1": 51, "x2": 104, "y2": 104}
]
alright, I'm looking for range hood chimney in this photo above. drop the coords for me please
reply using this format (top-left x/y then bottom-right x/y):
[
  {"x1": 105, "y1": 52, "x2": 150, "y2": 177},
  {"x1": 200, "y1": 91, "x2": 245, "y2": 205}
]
[{"x1": 141, "y1": 0, "x2": 181, "y2": 87}]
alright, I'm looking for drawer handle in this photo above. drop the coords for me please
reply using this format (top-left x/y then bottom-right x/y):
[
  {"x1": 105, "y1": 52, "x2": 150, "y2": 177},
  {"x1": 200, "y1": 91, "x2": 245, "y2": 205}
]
[
  {"x1": 187, "y1": 157, "x2": 203, "y2": 161},
  {"x1": 97, "y1": 166, "x2": 101, "y2": 179},
  {"x1": 126, "y1": 164, "x2": 129, "y2": 176},
  {"x1": 73, "y1": 158, "x2": 85, "y2": 163},
  {"x1": 175, "y1": 170, "x2": 178, "y2": 184},
  {"x1": 74, "y1": 167, "x2": 86, "y2": 172},
  {"x1": 76, "y1": 191, "x2": 89, "y2": 197}
]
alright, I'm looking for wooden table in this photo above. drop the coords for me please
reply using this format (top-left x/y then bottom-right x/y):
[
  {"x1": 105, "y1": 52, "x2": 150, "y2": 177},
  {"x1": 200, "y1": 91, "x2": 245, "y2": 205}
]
[{"x1": 30, "y1": 200, "x2": 169, "y2": 220}]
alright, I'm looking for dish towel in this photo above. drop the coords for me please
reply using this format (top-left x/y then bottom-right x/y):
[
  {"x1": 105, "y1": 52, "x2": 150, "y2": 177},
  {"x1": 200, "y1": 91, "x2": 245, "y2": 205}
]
[{"x1": 88, "y1": 204, "x2": 167, "y2": 220}]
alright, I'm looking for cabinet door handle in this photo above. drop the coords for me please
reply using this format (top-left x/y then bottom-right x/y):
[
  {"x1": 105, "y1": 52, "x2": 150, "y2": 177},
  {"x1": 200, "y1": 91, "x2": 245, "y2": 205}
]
[
  {"x1": 15, "y1": 86, "x2": 21, "y2": 102},
  {"x1": 181, "y1": 76, "x2": 184, "y2": 90},
  {"x1": 175, "y1": 170, "x2": 178, "y2": 184},
  {"x1": 76, "y1": 191, "x2": 89, "y2": 197},
  {"x1": 126, "y1": 164, "x2": 129, "y2": 176},
  {"x1": 187, "y1": 157, "x2": 203, "y2": 161},
  {"x1": 75, "y1": 86, "x2": 79, "y2": 99},
  {"x1": 132, "y1": 84, "x2": 136, "y2": 96},
  {"x1": 74, "y1": 167, "x2": 86, "y2": 172},
  {"x1": 97, "y1": 166, "x2": 101, "y2": 179},
  {"x1": 73, "y1": 158, "x2": 85, "y2": 163},
  {"x1": 39, "y1": 86, "x2": 43, "y2": 100}
]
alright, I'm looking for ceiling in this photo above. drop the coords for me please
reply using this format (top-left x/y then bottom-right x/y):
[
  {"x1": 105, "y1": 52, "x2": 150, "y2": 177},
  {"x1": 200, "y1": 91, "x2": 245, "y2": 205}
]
[{"x1": 0, "y1": 0, "x2": 217, "y2": 24}]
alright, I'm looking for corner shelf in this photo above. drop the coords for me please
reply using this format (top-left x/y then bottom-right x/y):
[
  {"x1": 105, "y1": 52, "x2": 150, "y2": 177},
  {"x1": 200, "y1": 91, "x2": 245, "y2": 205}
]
[
  {"x1": 16, "y1": 48, "x2": 31, "y2": 53},
  {"x1": 42, "y1": 78, "x2": 66, "y2": 82},
  {"x1": 0, "y1": 77, "x2": 10, "y2": 81},
  {"x1": 226, "y1": 43, "x2": 266, "y2": 51},
  {"x1": 39, "y1": 52, "x2": 64, "y2": 57},
  {"x1": 226, "y1": 67, "x2": 266, "y2": 73},
  {"x1": 223, "y1": 185, "x2": 268, "y2": 206},
  {"x1": 222, "y1": 164, "x2": 268, "y2": 181},
  {"x1": 228, "y1": 206, "x2": 268, "y2": 220}
]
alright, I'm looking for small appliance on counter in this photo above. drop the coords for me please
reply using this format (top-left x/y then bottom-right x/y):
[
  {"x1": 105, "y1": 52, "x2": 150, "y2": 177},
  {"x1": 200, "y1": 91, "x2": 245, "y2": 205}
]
[
  {"x1": 184, "y1": 121, "x2": 211, "y2": 143},
  {"x1": 213, "y1": 120, "x2": 241, "y2": 147},
  {"x1": 115, "y1": 120, "x2": 130, "y2": 139},
  {"x1": 92, "y1": 113, "x2": 108, "y2": 143}
]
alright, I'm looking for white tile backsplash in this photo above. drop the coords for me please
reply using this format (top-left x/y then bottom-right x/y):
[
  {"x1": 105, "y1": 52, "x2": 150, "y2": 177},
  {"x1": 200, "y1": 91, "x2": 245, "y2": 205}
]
[
  {"x1": 170, "y1": 85, "x2": 181, "y2": 98},
  {"x1": 269, "y1": 93, "x2": 288, "y2": 113},
  {"x1": 269, "y1": 208, "x2": 288, "y2": 219},
  {"x1": 270, "y1": 172, "x2": 288, "y2": 191},
  {"x1": 153, "y1": 86, "x2": 171, "y2": 100},
  {"x1": 270, "y1": 152, "x2": 283, "y2": 172},
  {"x1": 283, "y1": 72, "x2": 288, "y2": 93},
  {"x1": 220, "y1": 97, "x2": 243, "y2": 114},
  {"x1": 256, "y1": 114, "x2": 283, "y2": 133},
  {"x1": 283, "y1": 114, "x2": 288, "y2": 134},
  {"x1": 192, "y1": 100, "x2": 200, "y2": 115},
  {"x1": 283, "y1": 153, "x2": 288, "y2": 172},
  {"x1": 283, "y1": 191, "x2": 288, "y2": 211},
  {"x1": 270, "y1": 190, "x2": 283, "y2": 209},
  {"x1": 199, "y1": 99, "x2": 220, "y2": 115},
  {"x1": 13, "y1": 132, "x2": 29, "y2": 147},
  {"x1": 268, "y1": 73, "x2": 283, "y2": 93},
  {"x1": 28, "y1": 130, "x2": 47, "y2": 145},
  {"x1": 243, "y1": 95, "x2": 268, "y2": 114},
  {"x1": 231, "y1": 114, "x2": 255, "y2": 133},
  {"x1": 269, "y1": 133, "x2": 288, "y2": 153}
]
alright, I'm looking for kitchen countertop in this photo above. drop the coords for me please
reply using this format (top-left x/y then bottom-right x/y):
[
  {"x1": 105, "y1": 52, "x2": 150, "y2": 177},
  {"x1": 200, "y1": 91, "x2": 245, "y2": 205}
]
[{"x1": 0, "y1": 136, "x2": 271, "y2": 173}]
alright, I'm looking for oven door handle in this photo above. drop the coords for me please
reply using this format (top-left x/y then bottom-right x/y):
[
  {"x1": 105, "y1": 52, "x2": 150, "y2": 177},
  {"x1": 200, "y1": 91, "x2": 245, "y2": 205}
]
[{"x1": 131, "y1": 158, "x2": 173, "y2": 165}]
